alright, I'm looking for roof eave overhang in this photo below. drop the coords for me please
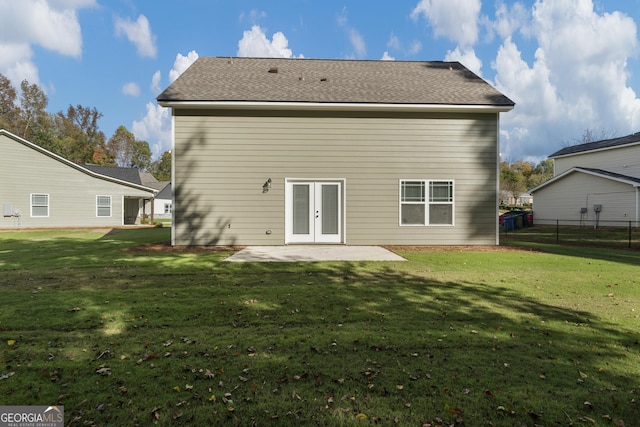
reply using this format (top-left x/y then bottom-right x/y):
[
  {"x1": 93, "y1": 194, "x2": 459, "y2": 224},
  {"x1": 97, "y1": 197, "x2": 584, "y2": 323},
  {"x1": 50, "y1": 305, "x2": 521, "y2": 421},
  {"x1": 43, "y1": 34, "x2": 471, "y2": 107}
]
[
  {"x1": 157, "y1": 100, "x2": 514, "y2": 113},
  {"x1": 549, "y1": 140, "x2": 640, "y2": 159},
  {"x1": 530, "y1": 167, "x2": 640, "y2": 193}
]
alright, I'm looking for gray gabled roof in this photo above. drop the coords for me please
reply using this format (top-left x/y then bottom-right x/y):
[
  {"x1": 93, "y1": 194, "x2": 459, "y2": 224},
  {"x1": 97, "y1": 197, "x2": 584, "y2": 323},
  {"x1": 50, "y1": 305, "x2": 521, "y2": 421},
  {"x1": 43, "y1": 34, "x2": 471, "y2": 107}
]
[
  {"x1": 156, "y1": 182, "x2": 171, "y2": 199},
  {"x1": 530, "y1": 166, "x2": 640, "y2": 193},
  {"x1": 81, "y1": 165, "x2": 168, "y2": 191},
  {"x1": 549, "y1": 132, "x2": 640, "y2": 158},
  {"x1": 157, "y1": 57, "x2": 514, "y2": 109},
  {"x1": 82, "y1": 164, "x2": 145, "y2": 185}
]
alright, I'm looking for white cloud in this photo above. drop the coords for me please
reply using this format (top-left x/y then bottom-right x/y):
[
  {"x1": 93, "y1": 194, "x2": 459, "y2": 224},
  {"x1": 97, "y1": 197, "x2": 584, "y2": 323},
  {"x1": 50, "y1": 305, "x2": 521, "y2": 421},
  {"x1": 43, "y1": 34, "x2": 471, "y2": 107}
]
[
  {"x1": 169, "y1": 51, "x2": 199, "y2": 83},
  {"x1": 492, "y1": 0, "x2": 531, "y2": 40},
  {"x1": 492, "y1": 0, "x2": 640, "y2": 161},
  {"x1": 135, "y1": 52, "x2": 199, "y2": 158},
  {"x1": 337, "y1": 8, "x2": 366, "y2": 59},
  {"x1": 0, "y1": 0, "x2": 95, "y2": 86},
  {"x1": 239, "y1": 9, "x2": 267, "y2": 24},
  {"x1": 381, "y1": 51, "x2": 395, "y2": 61},
  {"x1": 122, "y1": 82, "x2": 140, "y2": 97},
  {"x1": 114, "y1": 14, "x2": 157, "y2": 58},
  {"x1": 411, "y1": 0, "x2": 481, "y2": 48},
  {"x1": 151, "y1": 70, "x2": 162, "y2": 94},
  {"x1": 387, "y1": 34, "x2": 400, "y2": 50},
  {"x1": 348, "y1": 29, "x2": 366, "y2": 58},
  {"x1": 237, "y1": 25, "x2": 299, "y2": 58},
  {"x1": 408, "y1": 40, "x2": 423, "y2": 55},
  {"x1": 132, "y1": 102, "x2": 172, "y2": 158},
  {"x1": 445, "y1": 47, "x2": 482, "y2": 76}
]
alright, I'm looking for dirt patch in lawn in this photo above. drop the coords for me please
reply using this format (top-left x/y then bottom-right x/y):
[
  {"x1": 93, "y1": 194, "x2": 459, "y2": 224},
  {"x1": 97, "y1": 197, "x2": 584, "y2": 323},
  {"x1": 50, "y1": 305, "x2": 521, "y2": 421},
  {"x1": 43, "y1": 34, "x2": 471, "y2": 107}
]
[{"x1": 125, "y1": 241, "x2": 245, "y2": 253}]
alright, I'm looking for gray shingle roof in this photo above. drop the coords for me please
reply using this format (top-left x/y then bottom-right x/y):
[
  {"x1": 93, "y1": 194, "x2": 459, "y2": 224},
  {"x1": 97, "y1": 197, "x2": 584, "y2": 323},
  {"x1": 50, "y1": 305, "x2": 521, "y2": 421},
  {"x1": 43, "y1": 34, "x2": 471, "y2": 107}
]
[
  {"x1": 549, "y1": 132, "x2": 640, "y2": 158},
  {"x1": 82, "y1": 164, "x2": 145, "y2": 185},
  {"x1": 577, "y1": 167, "x2": 640, "y2": 185},
  {"x1": 157, "y1": 57, "x2": 514, "y2": 107}
]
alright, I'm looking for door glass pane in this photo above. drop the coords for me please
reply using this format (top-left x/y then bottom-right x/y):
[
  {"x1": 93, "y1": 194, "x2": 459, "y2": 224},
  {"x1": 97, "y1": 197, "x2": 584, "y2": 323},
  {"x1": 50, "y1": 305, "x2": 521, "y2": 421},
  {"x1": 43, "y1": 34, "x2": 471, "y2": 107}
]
[
  {"x1": 293, "y1": 185, "x2": 309, "y2": 234},
  {"x1": 321, "y1": 184, "x2": 339, "y2": 235}
]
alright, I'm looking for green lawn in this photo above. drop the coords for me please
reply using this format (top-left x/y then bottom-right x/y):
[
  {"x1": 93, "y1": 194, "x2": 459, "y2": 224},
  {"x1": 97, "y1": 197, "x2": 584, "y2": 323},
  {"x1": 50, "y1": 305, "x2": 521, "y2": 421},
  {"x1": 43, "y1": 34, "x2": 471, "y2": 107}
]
[{"x1": 0, "y1": 228, "x2": 638, "y2": 426}]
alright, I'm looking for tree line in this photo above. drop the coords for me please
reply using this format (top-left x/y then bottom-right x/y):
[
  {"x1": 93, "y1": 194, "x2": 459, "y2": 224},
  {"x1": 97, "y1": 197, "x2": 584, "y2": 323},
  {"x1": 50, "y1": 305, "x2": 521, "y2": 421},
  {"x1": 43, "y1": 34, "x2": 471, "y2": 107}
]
[
  {"x1": 500, "y1": 159, "x2": 554, "y2": 206},
  {"x1": 0, "y1": 74, "x2": 170, "y2": 181}
]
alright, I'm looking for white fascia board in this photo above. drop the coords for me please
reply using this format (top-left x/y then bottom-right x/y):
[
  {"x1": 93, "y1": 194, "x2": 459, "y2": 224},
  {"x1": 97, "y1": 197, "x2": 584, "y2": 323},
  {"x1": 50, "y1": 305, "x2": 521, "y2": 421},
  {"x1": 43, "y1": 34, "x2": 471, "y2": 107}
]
[
  {"x1": 530, "y1": 167, "x2": 640, "y2": 194},
  {"x1": 157, "y1": 100, "x2": 514, "y2": 113}
]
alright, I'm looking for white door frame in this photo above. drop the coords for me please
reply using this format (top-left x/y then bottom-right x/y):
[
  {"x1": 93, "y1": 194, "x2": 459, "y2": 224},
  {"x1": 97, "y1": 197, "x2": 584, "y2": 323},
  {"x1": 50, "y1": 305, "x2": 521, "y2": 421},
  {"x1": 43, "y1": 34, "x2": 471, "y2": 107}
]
[{"x1": 285, "y1": 178, "x2": 345, "y2": 244}]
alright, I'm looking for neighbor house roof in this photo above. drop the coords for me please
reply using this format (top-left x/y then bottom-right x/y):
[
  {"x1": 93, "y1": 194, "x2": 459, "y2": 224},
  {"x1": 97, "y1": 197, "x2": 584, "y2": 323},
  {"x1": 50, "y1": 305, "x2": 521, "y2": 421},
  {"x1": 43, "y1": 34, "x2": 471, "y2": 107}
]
[
  {"x1": 157, "y1": 57, "x2": 514, "y2": 111},
  {"x1": 549, "y1": 132, "x2": 640, "y2": 158},
  {"x1": 82, "y1": 165, "x2": 167, "y2": 192},
  {"x1": 156, "y1": 182, "x2": 171, "y2": 199},
  {"x1": 0, "y1": 129, "x2": 157, "y2": 194},
  {"x1": 530, "y1": 167, "x2": 640, "y2": 194}
]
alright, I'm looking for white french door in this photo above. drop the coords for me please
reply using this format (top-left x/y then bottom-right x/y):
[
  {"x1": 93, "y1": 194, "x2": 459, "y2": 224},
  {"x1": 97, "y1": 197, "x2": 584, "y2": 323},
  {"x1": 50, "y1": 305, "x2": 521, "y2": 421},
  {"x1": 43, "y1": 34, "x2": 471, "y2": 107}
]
[{"x1": 285, "y1": 180, "x2": 343, "y2": 244}]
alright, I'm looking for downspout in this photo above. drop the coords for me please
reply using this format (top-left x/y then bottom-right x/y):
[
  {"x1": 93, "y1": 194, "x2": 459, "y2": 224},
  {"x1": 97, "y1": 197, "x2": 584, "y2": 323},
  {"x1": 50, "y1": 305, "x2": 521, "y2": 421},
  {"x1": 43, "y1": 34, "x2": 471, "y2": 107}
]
[
  {"x1": 636, "y1": 186, "x2": 639, "y2": 227},
  {"x1": 495, "y1": 114, "x2": 501, "y2": 246}
]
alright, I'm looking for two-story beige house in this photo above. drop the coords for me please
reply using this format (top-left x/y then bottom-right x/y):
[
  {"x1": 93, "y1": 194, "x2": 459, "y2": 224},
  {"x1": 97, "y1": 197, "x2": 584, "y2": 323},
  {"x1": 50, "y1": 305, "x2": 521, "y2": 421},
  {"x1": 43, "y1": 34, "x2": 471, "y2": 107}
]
[{"x1": 157, "y1": 57, "x2": 514, "y2": 246}]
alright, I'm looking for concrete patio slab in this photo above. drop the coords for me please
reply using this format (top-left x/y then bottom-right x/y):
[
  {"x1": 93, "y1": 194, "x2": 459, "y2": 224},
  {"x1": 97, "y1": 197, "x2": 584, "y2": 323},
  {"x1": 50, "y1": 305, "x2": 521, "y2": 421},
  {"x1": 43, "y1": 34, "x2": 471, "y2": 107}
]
[{"x1": 225, "y1": 245, "x2": 405, "y2": 262}]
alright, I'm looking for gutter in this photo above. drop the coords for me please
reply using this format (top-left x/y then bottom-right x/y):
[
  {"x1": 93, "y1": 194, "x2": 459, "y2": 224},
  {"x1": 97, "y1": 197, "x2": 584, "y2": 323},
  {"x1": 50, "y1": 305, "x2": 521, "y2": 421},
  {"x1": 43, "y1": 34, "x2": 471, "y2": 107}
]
[{"x1": 157, "y1": 100, "x2": 514, "y2": 114}]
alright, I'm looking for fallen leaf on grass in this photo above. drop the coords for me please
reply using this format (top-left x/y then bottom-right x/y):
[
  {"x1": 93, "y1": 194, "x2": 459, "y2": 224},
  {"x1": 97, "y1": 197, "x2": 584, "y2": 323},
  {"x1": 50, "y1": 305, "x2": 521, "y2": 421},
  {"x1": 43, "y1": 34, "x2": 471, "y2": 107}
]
[
  {"x1": 356, "y1": 413, "x2": 368, "y2": 420},
  {"x1": 95, "y1": 366, "x2": 111, "y2": 376},
  {"x1": 151, "y1": 407, "x2": 161, "y2": 420},
  {"x1": 6, "y1": 340, "x2": 15, "y2": 346},
  {"x1": 0, "y1": 372, "x2": 15, "y2": 380}
]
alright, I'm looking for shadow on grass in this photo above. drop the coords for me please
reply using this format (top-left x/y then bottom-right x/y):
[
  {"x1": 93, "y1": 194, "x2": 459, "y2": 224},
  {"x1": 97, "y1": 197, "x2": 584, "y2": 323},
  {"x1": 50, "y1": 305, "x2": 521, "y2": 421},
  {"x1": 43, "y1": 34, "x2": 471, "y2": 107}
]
[
  {"x1": 502, "y1": 237, "x2": 640, "y2": 267},
  {"x1": 0, "y1": 232, "x2": 638, "y2": 425}
]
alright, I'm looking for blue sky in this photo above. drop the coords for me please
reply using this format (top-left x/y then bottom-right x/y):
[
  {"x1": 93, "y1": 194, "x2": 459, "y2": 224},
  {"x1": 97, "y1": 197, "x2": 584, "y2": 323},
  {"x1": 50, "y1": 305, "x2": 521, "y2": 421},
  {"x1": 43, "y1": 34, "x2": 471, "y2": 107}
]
[{"x1": 2, "y1": 0, "x2": 640, "y2": 162}]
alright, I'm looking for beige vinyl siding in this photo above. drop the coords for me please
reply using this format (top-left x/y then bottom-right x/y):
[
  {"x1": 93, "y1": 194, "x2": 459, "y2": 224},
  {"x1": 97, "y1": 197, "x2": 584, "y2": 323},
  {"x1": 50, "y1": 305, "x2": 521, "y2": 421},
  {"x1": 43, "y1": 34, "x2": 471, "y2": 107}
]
[
  {"x1": 172, "y1": 110, "x2": 499, "y2": 246},
  {"x1": 554, "y1": 144, "x2": 640, "y2": 176},
  {"x1": 533, "y1": 172, "x2": 638, "y2": 225},
  {"x1": 1, "y1": 134, "x2": 152, "y2": 228}
]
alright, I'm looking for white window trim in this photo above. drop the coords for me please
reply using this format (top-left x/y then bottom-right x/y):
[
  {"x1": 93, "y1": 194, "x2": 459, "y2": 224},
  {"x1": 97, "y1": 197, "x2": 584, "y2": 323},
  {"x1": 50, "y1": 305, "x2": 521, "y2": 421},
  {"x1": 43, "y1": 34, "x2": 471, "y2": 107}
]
[
  {"x1": 30, "y1": 193, "x2": 49, "y2": 218},
  {"x1": 96, "y1": 195, "x2": 112, "y2": 217},
  {"x1": 399, "y1": 179, "x2": 455, "y2": 226}
]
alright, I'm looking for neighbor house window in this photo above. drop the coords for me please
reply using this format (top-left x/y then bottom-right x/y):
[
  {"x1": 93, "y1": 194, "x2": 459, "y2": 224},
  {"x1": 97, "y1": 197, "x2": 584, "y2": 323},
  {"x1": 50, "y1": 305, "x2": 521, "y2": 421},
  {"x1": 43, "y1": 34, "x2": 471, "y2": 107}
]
[
  {"x1": 164, "y1": 203, "x2": 172, "y2": 214},
  {"x1": 31, "y1": 194, "x2": 49, "y2": 217},
  {"x1": 400, "y1": 180, "x2": 454, "y2": 225},
  {"x1": 96, "y1": 195, "x2": 112, "y2": 217}
]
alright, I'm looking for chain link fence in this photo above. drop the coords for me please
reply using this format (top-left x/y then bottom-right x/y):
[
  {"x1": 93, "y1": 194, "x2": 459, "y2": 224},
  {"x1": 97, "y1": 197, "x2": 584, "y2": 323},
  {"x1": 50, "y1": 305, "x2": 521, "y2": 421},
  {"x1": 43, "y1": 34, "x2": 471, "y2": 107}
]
[{"x1": 500, "y1": 217, "x2": 640, "y2": 249}]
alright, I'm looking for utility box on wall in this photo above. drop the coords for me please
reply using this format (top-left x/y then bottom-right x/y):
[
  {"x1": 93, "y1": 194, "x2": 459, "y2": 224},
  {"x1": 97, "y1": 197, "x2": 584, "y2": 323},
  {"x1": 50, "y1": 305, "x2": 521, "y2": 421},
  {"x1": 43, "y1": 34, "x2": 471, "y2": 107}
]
[{"x1": 3, "y1": 203, "x2": 12, "y2": 217}]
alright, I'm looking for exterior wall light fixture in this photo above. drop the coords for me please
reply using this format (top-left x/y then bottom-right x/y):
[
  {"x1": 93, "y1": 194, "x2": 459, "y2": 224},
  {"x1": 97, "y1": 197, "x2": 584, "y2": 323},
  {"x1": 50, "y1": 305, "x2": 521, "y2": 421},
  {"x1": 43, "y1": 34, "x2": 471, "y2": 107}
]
[{"x1": 263, "y1": 178, "x2": 272, "y2": 193}]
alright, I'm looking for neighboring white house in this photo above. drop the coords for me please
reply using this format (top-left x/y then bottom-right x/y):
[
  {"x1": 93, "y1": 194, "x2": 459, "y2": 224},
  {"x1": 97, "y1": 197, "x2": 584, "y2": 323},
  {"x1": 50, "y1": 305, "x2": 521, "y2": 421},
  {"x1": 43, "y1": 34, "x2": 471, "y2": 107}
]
[
  {"x1": 157, "y1": 57, "x2": 514, "y2": 246},
  {"x1": 147, "y1": 183, "x2": 171, "y2": 220},
  {"x1": 530, "y1": 132, "x2": 640, "y2": 226},
  {"x1": 1, "y1": 129, "x2": 158, "y2": 228}
]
